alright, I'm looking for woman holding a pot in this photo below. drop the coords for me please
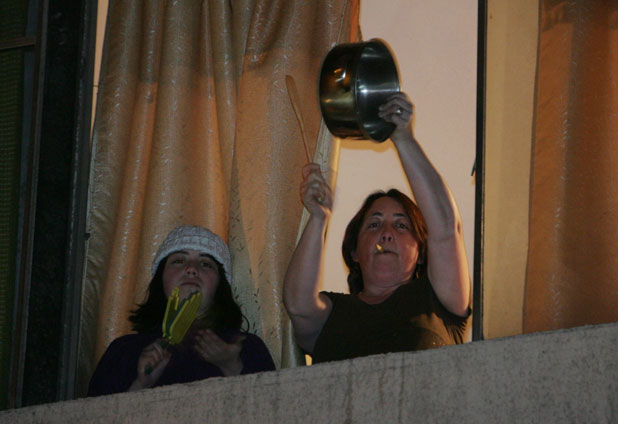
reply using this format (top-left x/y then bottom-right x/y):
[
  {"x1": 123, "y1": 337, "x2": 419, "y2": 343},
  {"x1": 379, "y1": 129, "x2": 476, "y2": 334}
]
[{"x1": 283, "y1": 92, "x2": 471, "y2": 363}]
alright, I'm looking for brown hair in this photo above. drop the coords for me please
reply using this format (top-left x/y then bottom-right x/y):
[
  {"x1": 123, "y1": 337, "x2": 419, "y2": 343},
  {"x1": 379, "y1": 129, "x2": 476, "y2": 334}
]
[{"x1": 341, "y1": 189, "x2": 427, "y2": 295}]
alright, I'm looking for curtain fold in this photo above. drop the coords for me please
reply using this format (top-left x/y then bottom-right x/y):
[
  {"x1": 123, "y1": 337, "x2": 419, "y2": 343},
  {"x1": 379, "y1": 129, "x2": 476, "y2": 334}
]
[
  {"x1": 228, "y1": 0, "x2": 360, "y2": 369},
  {"x1": 79, "y1": 0, "x2": 359, "y2": 395},
  {"x1": 524, "y1": 0, "x2": 618, "y2": 333}
]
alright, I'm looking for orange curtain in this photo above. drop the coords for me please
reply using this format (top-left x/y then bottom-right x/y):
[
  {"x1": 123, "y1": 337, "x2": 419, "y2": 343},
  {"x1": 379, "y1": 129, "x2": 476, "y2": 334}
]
[
  {"x1": 78, "y1": 0, "x2": 359, "y2": 395},
  {"x1": 524, "y1": 0, "x2": 618, "y2": 333}
]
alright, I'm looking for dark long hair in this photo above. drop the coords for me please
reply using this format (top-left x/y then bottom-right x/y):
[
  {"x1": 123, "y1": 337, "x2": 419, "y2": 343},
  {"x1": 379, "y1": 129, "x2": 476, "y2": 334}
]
[
  {"x1": 341, "y1": 189, "x2": 428, "y2": 295},
  {"x1": 129, "y1": 255, "x2": 244, "y2": 334}
]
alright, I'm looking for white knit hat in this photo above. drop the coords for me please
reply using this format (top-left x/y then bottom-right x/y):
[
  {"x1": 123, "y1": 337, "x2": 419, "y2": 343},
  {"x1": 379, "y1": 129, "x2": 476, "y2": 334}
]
[{"x1": 152, "y1": 225, "x2": 232, "y2": 283}]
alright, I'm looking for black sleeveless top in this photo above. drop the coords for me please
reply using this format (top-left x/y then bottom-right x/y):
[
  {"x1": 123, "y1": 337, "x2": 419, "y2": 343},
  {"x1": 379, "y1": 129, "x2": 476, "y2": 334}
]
[{"x1": 311, "y1": 274, "x2": 470, "y2": 363}]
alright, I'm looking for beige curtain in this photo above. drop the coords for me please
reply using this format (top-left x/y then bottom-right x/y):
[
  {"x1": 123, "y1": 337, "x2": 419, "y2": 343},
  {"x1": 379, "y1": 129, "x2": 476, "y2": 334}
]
[
  {"x1": 78, "y1": 0, "x2": 360, "y2": 395},
  {"x1": 524, "y1": 0, "x2": 618, "y2": 333}
]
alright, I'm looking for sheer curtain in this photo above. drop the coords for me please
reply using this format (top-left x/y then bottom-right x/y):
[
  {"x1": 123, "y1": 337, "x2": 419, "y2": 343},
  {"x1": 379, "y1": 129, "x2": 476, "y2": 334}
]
[
  {"x1": 78, "y1": 0, "x2": 359, "y2": 395},
  {"x1": 524, "y1": 0, "x2": 618, "y2": 332}
]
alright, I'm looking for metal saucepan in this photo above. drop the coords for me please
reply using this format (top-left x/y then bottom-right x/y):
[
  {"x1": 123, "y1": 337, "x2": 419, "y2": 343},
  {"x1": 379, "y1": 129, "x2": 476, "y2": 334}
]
[{"x1": 319, "y1": 38, "x2": 400, "y2": 142}]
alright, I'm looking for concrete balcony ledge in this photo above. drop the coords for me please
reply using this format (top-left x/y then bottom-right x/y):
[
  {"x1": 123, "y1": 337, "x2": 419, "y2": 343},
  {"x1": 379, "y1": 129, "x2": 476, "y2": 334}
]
[{"x1": 3, "y1": 322, "x2": 617, "y2": 423}]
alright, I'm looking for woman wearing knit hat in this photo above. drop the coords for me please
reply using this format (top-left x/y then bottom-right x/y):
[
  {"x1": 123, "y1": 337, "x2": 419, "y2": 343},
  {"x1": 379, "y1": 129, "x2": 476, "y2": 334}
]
[{"x1": 88, "y1": 225, "x2": 275, "y2": 396}]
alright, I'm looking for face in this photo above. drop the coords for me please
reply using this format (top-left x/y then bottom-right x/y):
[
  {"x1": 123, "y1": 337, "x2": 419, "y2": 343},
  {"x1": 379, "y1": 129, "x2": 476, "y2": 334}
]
[
  {"x1": 351, "y1": 196, "x2": 420, "y2": 288},
  {"x1": 162, "y1": 249, "x2": 220, "y2": 314}
]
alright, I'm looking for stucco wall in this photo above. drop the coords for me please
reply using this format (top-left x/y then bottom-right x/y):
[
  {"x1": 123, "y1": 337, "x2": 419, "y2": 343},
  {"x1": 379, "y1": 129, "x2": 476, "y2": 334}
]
[{"x1": 3, "y1": 322, "x2": 617, "y2": 423}]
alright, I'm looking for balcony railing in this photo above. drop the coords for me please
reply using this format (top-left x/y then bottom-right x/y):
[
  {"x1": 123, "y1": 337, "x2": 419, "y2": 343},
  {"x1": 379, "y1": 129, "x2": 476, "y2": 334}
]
[{"x1": 1, "y1": 321, "x2": 616, "y2": 423}]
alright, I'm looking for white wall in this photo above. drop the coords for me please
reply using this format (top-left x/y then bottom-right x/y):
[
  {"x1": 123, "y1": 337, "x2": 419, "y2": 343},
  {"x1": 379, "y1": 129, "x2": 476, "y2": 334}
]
[{"x1": 323, "y1": 0, "x2": 478, "y2": 294}]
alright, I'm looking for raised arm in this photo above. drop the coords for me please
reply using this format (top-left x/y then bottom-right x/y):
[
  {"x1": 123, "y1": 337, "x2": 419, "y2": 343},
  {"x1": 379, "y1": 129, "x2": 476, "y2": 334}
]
[
  {"x1": 283, "y1": 164, "x2": 334, "y2": 353},
  {"x1": 379, "y1": 93, "x2": 471, "y2": 317}
]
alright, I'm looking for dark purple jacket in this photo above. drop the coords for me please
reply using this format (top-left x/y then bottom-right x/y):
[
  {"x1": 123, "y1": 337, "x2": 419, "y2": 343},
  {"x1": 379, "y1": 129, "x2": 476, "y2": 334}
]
[{"x1": 88, "y1": 331, "x2": 276, "y2": 396}]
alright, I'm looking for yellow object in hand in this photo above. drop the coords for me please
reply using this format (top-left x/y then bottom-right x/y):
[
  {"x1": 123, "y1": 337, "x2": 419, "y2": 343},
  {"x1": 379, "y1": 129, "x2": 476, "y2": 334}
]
[{"x1": 162, "y1": 287, "x2": 202, "y2": 345}]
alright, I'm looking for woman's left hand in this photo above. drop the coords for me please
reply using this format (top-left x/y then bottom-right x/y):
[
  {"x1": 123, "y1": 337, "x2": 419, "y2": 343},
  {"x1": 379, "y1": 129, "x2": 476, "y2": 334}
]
[
  {"x1": 378, "y1": 91, "x2": 471, "y2": 317},
  {"x1": 193, "y1": 329, "x2": 245, "y2": 376},
  {"x1": 378, "y1": 92, "x2": 414, "y2": 143}
]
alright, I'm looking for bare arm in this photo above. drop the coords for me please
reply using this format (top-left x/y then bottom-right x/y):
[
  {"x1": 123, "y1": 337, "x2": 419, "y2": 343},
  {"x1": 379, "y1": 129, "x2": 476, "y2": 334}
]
[
  {"x1": 283, "y1": 164, "x2": 334, "y2": 353},
  {"x1": 379, "y1": 93, "x2": 471, "y2": 316}
]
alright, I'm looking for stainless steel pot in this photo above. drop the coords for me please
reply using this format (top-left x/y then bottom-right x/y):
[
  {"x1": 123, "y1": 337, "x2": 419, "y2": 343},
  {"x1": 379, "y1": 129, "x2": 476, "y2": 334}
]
[{"x1": 319, "y1": 38, "x2": 400, "y2": 142}]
